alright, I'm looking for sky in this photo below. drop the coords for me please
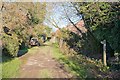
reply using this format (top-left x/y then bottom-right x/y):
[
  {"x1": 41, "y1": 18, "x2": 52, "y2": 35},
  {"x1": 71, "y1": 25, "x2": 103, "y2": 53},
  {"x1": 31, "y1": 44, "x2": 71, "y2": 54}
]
[{"x1": 43, "y1": 2, "x2": 82, "y2": 32}]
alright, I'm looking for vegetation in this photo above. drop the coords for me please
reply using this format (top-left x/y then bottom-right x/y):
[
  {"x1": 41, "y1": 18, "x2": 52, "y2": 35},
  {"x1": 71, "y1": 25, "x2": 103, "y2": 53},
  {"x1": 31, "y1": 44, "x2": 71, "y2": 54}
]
[
  {"x1": 74, "y1": 2, "x2": 120, "y2": 53},
  {"x1": 2, "y1": 34, "x2": 19, "y2": 57},
  {"x1": 1, "y1": 2, "x2": 120, "y2": 79},
  {"x1": 2, "y1": 56, "x2": 21, "y2": 78},
  {"x1": 47, "y1": 2, "x2": 120, "y2": 66},
  {"x1": 1, "y1": 2, "x2": 51, "y2": 57},
  {"x1": 70, "y1": 2, "x2": 120, "y2": 67},
  {"x1": 52, "y1": 43, "x2": 109, "y2": 78},
  {"x1": 46, "y1": 2, "x2": 120, "y2": 77}
]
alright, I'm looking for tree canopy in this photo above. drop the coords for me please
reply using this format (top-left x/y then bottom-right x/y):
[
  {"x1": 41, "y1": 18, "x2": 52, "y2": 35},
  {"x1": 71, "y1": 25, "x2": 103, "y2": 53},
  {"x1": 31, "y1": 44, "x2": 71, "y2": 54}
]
[
  {"x1": 2, "y1": 2, "x2": 51, "y2": 57},
  {"x1": 72, "y1": 2, "x2": 120, "y2": 53}
]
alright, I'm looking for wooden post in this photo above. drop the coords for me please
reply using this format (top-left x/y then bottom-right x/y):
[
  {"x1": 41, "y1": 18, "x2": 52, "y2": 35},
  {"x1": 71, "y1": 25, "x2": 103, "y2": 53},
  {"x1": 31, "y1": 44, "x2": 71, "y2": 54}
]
[
  {"x1": 59, "y1": 38, "x2": 63, "y2": 48},
  {"x1": 101, "y1": 40, "x2": 107, "y2": 66}
]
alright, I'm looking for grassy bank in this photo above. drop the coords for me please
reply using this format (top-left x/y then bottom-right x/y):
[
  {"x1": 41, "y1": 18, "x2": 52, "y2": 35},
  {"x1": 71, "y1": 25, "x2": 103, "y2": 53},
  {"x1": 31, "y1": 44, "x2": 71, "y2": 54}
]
[
  {"x1": 51, "y1": 43, "x2": 109, "y2": 78},
  {"x1": 2, "y1": 47, "x2": 29, "y2": 78},
  {"x1": 2, "y1": 56, "x2": 21, "y2": 78}
]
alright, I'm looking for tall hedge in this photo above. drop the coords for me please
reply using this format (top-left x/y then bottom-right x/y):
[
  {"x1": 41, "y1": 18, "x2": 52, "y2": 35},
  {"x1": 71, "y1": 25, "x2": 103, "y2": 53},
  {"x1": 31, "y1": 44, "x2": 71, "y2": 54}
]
[{"x1": 2, "y1": 34, "x2": 19, "y2": 57}]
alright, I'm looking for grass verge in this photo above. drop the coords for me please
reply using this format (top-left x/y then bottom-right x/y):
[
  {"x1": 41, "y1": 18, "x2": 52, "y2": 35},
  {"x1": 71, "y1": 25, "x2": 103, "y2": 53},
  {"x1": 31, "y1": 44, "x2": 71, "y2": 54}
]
[
  {"x1": 51, "y1": 43, "x2": 87, "y2": 78},
  {"x1": 2, "y1": 56, "x2": 21, "y2": 78},
  {"x1": 51, "y1": 43, "x2": 109, "y2": 78}
]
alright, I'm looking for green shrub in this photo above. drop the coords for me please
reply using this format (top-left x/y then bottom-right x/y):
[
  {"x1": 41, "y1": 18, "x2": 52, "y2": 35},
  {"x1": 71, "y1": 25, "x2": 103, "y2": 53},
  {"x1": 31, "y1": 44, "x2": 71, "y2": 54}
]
[{"x1": 2, "y1": 34, "x2": 19, "y2": 57}]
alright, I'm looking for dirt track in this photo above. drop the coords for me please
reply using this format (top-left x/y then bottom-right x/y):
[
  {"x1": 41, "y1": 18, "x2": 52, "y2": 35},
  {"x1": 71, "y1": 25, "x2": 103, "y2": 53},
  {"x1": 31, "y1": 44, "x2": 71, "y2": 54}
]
[{"x1": 17, "y1": 45, "x2": 72, "y2": 78}]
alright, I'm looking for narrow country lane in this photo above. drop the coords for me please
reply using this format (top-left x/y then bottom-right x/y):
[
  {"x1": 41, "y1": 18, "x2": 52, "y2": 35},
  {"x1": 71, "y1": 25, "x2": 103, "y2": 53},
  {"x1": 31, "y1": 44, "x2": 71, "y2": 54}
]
[{"x1": 17, "y1": 43, "x2": 72, "y2": 78}]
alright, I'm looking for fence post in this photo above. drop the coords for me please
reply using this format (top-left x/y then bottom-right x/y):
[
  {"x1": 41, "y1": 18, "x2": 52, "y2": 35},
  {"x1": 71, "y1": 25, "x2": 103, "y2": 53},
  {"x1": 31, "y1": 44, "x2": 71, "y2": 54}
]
[{"x1": 101, "y1": 40, "x2": 107, "y2": 66}]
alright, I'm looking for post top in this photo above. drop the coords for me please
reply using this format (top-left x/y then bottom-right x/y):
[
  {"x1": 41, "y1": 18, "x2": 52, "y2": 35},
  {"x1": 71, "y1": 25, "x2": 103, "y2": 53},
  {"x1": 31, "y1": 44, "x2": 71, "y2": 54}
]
[{"x1": 101, "y1": 40, "x2": 106, "y2": 44}]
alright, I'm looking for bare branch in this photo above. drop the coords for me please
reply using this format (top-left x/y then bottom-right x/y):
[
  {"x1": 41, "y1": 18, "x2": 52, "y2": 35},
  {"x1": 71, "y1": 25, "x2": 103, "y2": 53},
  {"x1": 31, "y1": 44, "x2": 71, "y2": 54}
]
[
  {"x1": 46, "y1": 17, "x2": 61, "y2": 30},
  {"x1": 61, "y1": 3, "x2": 83, "y2": 36}
]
